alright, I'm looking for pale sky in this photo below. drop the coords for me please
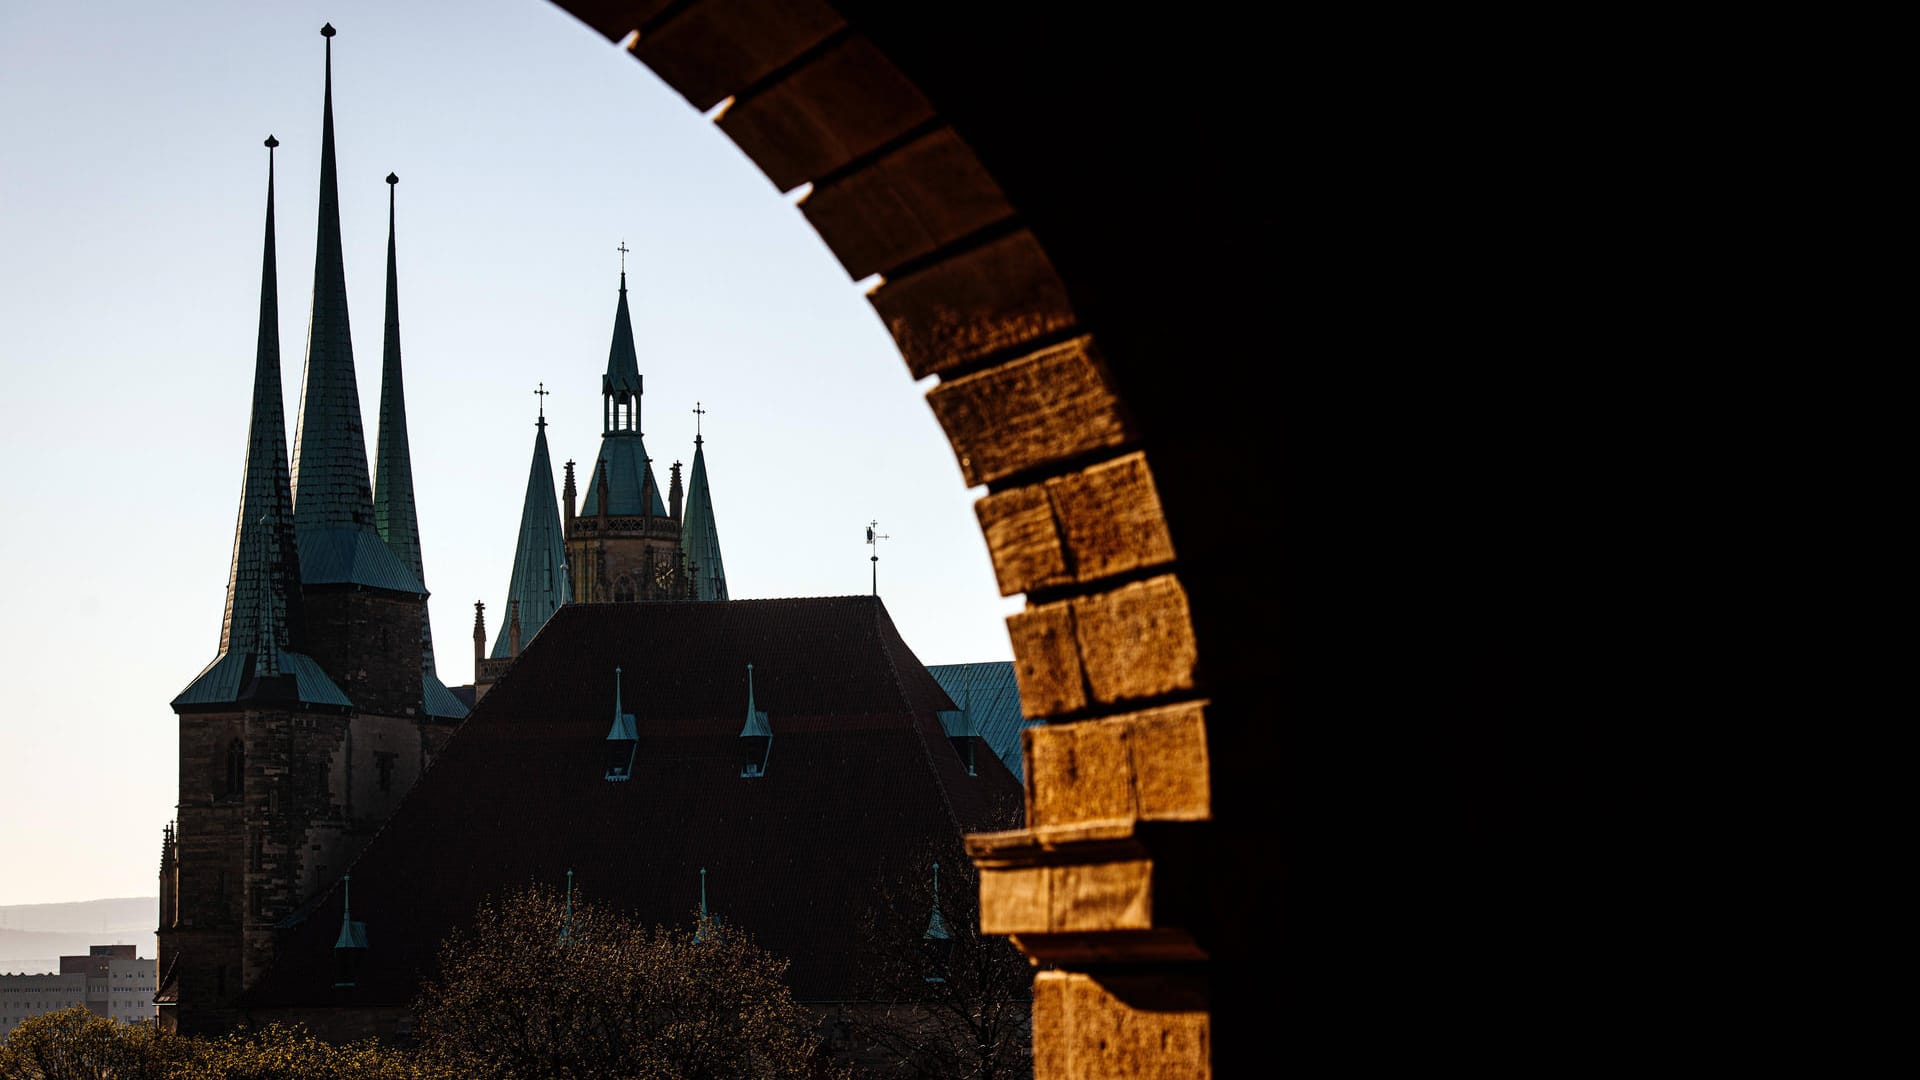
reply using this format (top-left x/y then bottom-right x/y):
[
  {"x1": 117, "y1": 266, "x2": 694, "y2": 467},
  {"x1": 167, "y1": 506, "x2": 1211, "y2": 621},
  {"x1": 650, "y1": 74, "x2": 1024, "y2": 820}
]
[{"x1": 0, "y1": 0, "x2": 1019, "y2": 906}]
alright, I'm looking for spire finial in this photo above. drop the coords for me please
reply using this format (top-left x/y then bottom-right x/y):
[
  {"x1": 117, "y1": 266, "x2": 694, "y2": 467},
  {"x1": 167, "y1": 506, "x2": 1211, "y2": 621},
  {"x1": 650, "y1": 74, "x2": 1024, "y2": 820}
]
[
  {"x1": 321, "y1": 22, "x2": 336, "y2": 38},
  {"x1": 535, "y1": 381, "x2": 549, "y2": 428},
  {"x1": 265, "y1": 134, "x2": 279, "y2": 150},
  {"x1": 866, "y1": 520, "x2": 890, "y2": 597},
  {"x1": 617, "y1": 239, "x2": 629, "y2": 276},
  {"x1": 693, "y1": 401, "x2": 705, "y2": 444}
]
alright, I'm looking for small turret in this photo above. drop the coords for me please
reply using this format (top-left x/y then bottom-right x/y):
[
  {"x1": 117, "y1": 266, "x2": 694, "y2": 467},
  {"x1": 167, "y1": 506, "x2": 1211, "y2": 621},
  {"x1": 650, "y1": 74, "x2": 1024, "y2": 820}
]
[
  {"x1": 739, "y1": 663, "x2": 771, "y2": 777},
  {"x1": 669, "y1": 460, "x2": 683, "y2": 522},
  {"x1": 508, "y1": 600, "x2": 523, "y2": 658}
]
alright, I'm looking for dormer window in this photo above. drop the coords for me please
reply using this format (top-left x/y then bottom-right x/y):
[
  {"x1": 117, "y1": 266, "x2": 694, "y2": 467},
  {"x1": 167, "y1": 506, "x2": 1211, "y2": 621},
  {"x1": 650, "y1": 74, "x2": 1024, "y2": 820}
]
[
  {"x1": 605, "y1": 667, "x2": 638, "y2": 781},
  {"x1": 739, "y1": 663, "x2": 771, "y2": 778}
]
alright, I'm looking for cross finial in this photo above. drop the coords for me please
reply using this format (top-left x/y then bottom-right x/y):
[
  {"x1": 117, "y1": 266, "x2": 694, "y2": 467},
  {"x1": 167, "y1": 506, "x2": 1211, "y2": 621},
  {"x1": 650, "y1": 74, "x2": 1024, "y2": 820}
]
[
  {"x1": 617, "y1": 240, "x2": 630, "y2": 274},
  {"x1": 867, "y1": 520, "x2": 891, "y2": 597},
  {"x1": 693, "y1": 401, "x2": 706, "y2": 441},
  {"x1": 535, "y1": 381, "x2": 549, "y2": 427}
]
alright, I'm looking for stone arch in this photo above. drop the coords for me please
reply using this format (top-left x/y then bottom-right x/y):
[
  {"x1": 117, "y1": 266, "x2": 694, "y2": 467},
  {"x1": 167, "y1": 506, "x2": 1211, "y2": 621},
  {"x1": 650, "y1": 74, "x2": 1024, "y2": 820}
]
[{"x1": 549, "y1": 2, "x2": 1244, "y2": 1068}]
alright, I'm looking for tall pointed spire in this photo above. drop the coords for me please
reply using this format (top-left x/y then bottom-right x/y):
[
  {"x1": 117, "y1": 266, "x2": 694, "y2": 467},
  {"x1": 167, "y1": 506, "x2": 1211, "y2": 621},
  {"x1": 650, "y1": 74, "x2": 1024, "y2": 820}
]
[
  {"x1": 175, "y1": 137, "x2": 346, "y2": 711},
  {"x1": 492, "y1": 401, "x2": 573, "y2": 657},
  {"x1": 290, "y1": 23, "x2": 423, "y2": 595},
  {"x1": 374, "y1": 173, "x2": 419, "y2": 580},
  {"x1": 682, "y1": 410, "x2": 728, "y2": 601},
  {"x1": 581, "y1": 266, "x2": 667, "y2": 517},
  {"x1": 374, "y1": 173, "x2": 464, "y2": 718}
]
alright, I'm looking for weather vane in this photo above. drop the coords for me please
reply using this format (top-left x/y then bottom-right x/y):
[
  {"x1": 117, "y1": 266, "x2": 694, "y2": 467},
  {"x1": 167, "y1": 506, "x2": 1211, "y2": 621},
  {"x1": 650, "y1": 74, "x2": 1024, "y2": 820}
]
[{"x1": 866, "y1": 520, "x2": 890, "y2": 597}]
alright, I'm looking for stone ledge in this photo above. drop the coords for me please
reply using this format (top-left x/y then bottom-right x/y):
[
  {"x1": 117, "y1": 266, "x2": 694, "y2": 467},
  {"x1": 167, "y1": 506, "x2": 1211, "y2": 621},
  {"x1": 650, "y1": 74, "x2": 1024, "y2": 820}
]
[{"x1": 968, "y1": 820, "x2": 1207, "y2": 964}]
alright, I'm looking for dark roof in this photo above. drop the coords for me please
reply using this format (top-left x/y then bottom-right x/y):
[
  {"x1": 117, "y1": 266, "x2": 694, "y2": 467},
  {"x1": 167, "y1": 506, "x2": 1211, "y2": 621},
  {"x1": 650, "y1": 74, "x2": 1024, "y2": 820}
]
[
  {"x1": 244, "y1": 596, "x2": 1021, "y2": 1009},
  {"x1": 928, "y1": 662, "x2": 1033, "y2": 782}
]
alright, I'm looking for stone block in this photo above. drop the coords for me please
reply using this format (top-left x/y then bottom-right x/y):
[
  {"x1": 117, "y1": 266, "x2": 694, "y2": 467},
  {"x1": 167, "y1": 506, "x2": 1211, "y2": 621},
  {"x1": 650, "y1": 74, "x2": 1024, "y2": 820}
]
[
  {"x1": 1071, "y1": 576, "x2": 1197, "y2": 705},
  {"x1": 801, "y1": 126, "x2": 1014, "y2": 280},
  {"x1": 977, "y1": 483, "x2": 1072, "y2": 595},
  {"x1": 927, "y1": 335, "x2": 1135, "y2": 487},
  {"x1": 1006, "y1": 602, "x2": 1085, "y2": 719},
  {"x1": 876, "y1": 230, "x2": 1077, "y2": 379},
  {"x1": 1051, "y1": 972, "x2": 1210, "y2": 1079},
  {"x1": 1026, "y1": 719, "x2": 1133, "y2": 826},
  {"x1": 1024, "y1": 704, "x2": 1210, "y2": 828},
  {"x1": 634, "y1": 0, "x2": 845, "y2": 111},
  {"x1": 719, "y1": 35, "x2": 933, "y2": 193},
  {"x1": 975, "y1": 450, "x2": 1175, "y2": 596},
  {"x1": 555, "y1": 0, "x2": 680, "y2": 42}
]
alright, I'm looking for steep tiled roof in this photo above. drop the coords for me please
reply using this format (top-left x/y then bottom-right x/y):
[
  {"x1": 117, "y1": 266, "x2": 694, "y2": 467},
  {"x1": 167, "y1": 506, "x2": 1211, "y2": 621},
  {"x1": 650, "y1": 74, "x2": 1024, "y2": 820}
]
[
  {"x1": 681, "y1": 437, "x2": 728, "y2": 601},
  {"x1": 490, "y1": 419, "x2": 571, "y2": 657},
  {"x1": 928, "y1": 662, "x2": 1032, "y2": 782},
  {"x1": 244, "y1": 597, "x2": 1021, "y2": 1008}
]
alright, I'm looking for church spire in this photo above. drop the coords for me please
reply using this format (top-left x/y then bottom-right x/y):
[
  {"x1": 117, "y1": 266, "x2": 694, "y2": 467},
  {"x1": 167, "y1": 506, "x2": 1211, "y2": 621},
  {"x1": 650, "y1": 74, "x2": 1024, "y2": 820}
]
[
  {"x1": 173, "y1": 137, "x2": 347, "y2": 711},
  {"x1": 682, "y1": 405, "x2": 728, "y2": 602},
  {"x1": 603, "y1": 248, "x2": 643, "y2": 434},
  {"x1": 374, "y1": 173, "x2": 419, "y2": 581},
  {"x1": 492, "y1": 398, "x2": 573, "y2": 657},
  {"x1": 290, "y1": 23, "x2": 423, "y2": 595},
  {"x1": 374, "y1": 173, "x2": 465, "y2": 719},
  {"x1": 580, "y1": 263, "x2": 667, "y2": 517}
]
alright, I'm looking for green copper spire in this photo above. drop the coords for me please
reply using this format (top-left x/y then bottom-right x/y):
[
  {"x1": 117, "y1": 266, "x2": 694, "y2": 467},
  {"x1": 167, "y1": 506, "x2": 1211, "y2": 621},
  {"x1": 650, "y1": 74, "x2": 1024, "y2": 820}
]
[
  {"x1": 681, "y1": 419, "x2": 728, "y2": 601},
  {"x1": 581, "y1": 268, "x2": 668, "y2": 516},
  {"x1": 174, "y1": 137, "x2": 348, "y2": 712},
  {"x1": 374, "y1": 173, "x2": 420, "y2": 581},
  {"x1": 491, "y1": 406, "x2": 573, "y2": 657},
  {"x1": 291, "y1": 24, "x2": 424, "y2": 595},
  {"x1": 374, "y1": 174, "x2": 465, "y2": 719}
]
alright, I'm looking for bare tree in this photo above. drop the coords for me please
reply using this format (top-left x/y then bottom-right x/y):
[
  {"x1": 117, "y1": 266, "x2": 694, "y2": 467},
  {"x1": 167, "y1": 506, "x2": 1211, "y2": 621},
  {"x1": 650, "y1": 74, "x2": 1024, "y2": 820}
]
[
  {"x1": 413, "y1": 881, "x2": 832, "y2": 1080},
  {"x1": 846, "y1": 829, "x2": 1035, "y2": 1079}
]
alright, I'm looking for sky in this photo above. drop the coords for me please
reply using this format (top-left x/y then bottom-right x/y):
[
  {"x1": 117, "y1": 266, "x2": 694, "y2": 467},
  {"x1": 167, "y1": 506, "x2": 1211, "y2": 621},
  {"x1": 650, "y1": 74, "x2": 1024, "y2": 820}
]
[{"x1": 0, "y1": 0, "x2": 1020, "y2": 907}]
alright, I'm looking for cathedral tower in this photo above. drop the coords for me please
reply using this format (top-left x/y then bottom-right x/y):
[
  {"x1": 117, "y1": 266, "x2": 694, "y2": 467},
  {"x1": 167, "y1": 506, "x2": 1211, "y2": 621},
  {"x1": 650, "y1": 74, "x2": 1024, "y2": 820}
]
[
  {"x1": 165, "y1": 26, "x2": 462, "y2": 1035},
  {"x1": 563, "y1": 266, "x2": 687, "y2": 602}
]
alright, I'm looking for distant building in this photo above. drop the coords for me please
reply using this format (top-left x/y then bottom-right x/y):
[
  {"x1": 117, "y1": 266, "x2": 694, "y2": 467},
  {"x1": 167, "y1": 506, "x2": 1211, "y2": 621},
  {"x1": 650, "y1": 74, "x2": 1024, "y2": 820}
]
[{"x1": 0, "y1": 945, "x2": 155, "y2": 1037}]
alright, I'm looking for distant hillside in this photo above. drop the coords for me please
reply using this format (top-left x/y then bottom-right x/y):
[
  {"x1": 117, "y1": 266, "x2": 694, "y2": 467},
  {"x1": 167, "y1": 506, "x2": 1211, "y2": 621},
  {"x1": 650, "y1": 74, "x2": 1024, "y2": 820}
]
[{"x1": 0, "y1": 898, "x2": 155, "y2": 974}]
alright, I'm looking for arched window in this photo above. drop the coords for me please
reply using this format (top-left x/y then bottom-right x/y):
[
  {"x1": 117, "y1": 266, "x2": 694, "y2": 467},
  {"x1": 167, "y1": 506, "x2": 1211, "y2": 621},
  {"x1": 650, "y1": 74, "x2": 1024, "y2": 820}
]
[
  {"x1": 224, "y1": 738, "x2": 245, "y2": 798},
  {"x1": 613, "y1": 575, "x2": 636, "y2": 603}
]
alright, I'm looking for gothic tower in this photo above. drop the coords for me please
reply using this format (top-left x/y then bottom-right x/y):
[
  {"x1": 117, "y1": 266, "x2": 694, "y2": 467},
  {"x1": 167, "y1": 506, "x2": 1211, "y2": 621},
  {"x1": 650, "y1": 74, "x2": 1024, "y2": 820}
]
[
  {"x1": 163, "y1": 26, "x2": 462, "y2": 1035},
  {"x1": 563, "y1": 268, "x2": 687, "y2": 602}
]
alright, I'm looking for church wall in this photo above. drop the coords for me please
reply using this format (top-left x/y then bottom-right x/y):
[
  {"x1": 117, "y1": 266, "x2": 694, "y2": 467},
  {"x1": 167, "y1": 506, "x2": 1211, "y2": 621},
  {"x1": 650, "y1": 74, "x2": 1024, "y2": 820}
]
[
  {"x1": 301, "y1": 589, "x2": 426, "y2": 716},
  {"x1": 168, "y1": 710, "x2": 250, "y2": 1034}
]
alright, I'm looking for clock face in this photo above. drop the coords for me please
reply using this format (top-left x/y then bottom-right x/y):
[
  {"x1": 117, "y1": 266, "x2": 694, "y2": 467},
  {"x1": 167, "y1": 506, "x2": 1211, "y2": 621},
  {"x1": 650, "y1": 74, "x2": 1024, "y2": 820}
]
[{"x1": 654, "y1": 558, "x2": 675, "y2": 591}]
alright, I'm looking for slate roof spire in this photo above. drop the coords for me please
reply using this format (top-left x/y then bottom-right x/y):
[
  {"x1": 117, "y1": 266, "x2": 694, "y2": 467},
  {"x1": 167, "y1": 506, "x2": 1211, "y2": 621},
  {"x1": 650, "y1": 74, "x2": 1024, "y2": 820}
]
[
  {"x1": 682, "y1": 408, "x2": 728, "y2": 601},
  {"x1": 580, "y1": 266, "x2": 667, "y2": 516},
  {"x1": 491, "y1": 400, "x2": 573, "y2": 658},
  {"x1": 173, "y1": 136, "x2": 348, "y2": 712},
  {"x1": 290, "y1": 23, "x2": 424, "y2": 596},
  {"x1": 374, "y1": 173, "x2": 466, "y2": 719}
]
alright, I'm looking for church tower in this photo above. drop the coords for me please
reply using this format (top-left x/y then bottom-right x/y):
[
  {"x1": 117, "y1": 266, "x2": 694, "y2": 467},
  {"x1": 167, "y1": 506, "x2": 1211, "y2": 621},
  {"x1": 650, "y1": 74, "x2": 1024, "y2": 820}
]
[
  {"x1": 164, "y1": 25, "x2": 462, "y2": 1035},
  {"x1": 563, "y1": 263, "x2": 688, "y2": 602}
]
